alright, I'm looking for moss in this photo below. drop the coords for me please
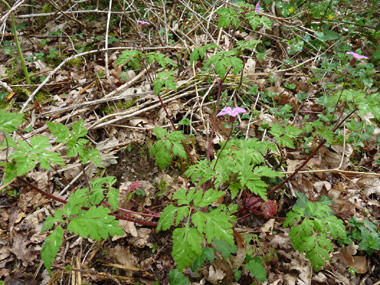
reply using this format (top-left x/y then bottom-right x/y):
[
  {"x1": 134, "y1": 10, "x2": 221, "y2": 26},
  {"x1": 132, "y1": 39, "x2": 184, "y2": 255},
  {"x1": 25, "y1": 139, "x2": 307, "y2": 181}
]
[{"x1": 67, "y1": 57, "x2": 83, "y2": 67}]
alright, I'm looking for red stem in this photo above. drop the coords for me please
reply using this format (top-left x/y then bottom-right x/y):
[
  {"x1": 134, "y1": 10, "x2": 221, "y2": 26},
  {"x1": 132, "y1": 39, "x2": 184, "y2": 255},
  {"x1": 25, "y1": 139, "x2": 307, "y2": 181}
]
[{"x1": 17, "y1": 177, "x2": 158, "y2": 226}]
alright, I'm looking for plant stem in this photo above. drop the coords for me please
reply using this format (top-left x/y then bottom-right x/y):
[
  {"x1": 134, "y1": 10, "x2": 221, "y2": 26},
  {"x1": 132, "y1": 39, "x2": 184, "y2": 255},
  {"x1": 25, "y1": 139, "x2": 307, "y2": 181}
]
[
  {"x1": 267, "y1": 108, "x2": 357, "y2": 196},
  {"x1": 206, "y1": 66, "x2": 232, "y2": 163},
  {"x1": 17, "y1": 177, "x2": 158, "y2": 226},
  {"x1": 1, "y1": 0, "x2": 30, "y2": 84}
]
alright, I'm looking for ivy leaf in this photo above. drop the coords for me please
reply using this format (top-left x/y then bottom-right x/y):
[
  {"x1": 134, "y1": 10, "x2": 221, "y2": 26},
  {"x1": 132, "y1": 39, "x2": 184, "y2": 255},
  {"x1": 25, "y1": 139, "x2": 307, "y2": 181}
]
[
  {"x1": 41, "y1": 226, "x2": 63, "y2": 275},
  {"x1": 172, "y1": 226, "x2": 203, "y2": 270},
  {"x1": 0, "y1": 110, "x2": 23, "y2": 132}
]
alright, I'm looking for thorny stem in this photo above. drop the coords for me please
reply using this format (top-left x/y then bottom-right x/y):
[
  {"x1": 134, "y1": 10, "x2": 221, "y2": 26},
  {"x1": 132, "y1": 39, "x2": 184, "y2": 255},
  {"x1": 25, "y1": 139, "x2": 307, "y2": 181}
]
[
  {"x1": 267, "y1": 108, "x2": 357, "y2": 196},
  {"x1": 17, "y1": 177, "x2": 158, "y2": 226}
]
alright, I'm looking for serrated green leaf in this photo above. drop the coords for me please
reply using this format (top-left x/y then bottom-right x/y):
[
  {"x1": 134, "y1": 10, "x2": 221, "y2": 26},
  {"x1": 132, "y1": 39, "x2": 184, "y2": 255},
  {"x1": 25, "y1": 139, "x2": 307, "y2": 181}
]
[
  {"x1": 169, "y1": 269, "x2": 190, "y2": 285},
  {"x1": 172, "y1": 141, "x2": 187, "y2": 159},
  {"x1": 46, "y1": 121, "x2": 70, "y2": 143},
  {"x1": 213, "y1": 238, "x2": 236, "y2": 258},
  {"x1": 246, "y1": 257, "x2": 266, "y2": 281},
  {"x1": 67, "y1": 206, "x2": 123, "y2": 241},
  {"x1": 153, "y1": 71, "x2": 177, "y2": 95},
  {"x1": 358, "y1": 228, "x2": 380, "y2": 255},
  {"x1": 42, "y1": 210, "x2": 64, "y2": 232},
  {"x1": 2, "y1": 162, "x2": 18, "y2": 184},
  {"x1": 260, "y1": 16, "x2": 272, "y2": 30},
  {"x1": 72, "y1": 119, "x2": 87, "y2": 139},
  {"x1": 41, "y1": 226, "x2": 63, "y2": 275},
  {"x1": 172, "y1": 226, "x2": 203, "y2": 270},
  {"x1": 292, "y1": 192, "x2": 309, "y2": 210},
  {"x1": 192, "y1": 209, "x2": 234, "y2": 245},
  {"x1": 167, "y1": 131, "x2": 186, "y2": 142},
  {"x1": 157, "y1": 204, "x2": 182, "y2": 231},
  {"x1": 195, "y1": 189, "x2": 224, "y2": 208},
  {"x1": 326, "y1": 216, "x2": 346, "y2": 239},
  {"x1": 0, "y1": 111, "x2": 23, "y2": 133},
  {"x1": 245, "y1": 179, "x2": 268, "y2": 200},
  {"x1": 173, "y1": 188, "x2": 189, "y2": 206},
  {"x1": 153, "y1": 127, "x2": 167, "y2": 139},
  {"x1": 247, "y1": 15, "x2": 260, "y2": 30},
  {"x1": 116, "y1": 50, "x2": 140, "y2": 66}
]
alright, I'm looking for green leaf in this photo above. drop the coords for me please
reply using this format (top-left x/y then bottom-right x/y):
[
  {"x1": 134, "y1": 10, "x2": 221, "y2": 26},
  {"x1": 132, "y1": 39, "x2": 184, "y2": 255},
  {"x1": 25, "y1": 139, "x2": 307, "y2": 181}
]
[
  {"x1": 41, "y1": 226, "x2": 63, "y2": 275},
  {"x1": 292, "y1": 192, "x2": 309, "y2": 210},
  {"x1": 192, "y1": 209, "x2": 234, "y2": 245},
  {"x1": 246, "y1": 15, "x2": 260, "y2": 30},
  {"x1": 190, "y1": 44, "x2": 218, "y2": 65},
  {"x1": 116, "y1": 50, "x2": 140, "y2": 66},
  {"x1": 213, "y1": 238, "x2": 236, "y2": 258},
  {"x1": 71, "y1": 119, "x2": 87, "y2": 139},
  {"x1": 172, "y1": 226, "x2": 203, "y2": 270},
  {"x1": 246, "y1": 257, "x2": 266, "y2": 281},
  {"x1": 67, "y1": 206, "x2": 123, "y2": 241},
  {"x1": 217, "y1": 6, "x2": 240, "y2": 28},
  {"x1": 260, "y1": 16, "x2": 272, "y2": 30},
  {"x1": 194, "y1": 189, "x2": 224, "y2": 208},
  {"x1": 154, "y1": 145, "x2": 172, "y2": 169},
  {"x1": 167, "y1": 131, "x2": 186, "y2": 142},
  {"x1": 157, "y1": 204, "x2": 190, "y2": 231},
  {"x1": 42, "y1": 210, "x2": 64, "y2": 232},
  {"x1": 0, "y1": 111, "x2": 23, "y2": 133},
  {"x1": 358, "y1": 228, "x2": 380, "y2": 255},
  {"x1": 153, "y1": 127, "x2": 167, "y2": 139},
  {"x1": 172, "y1": 188, "x2": 189, "y2": 206},
  {"x1": 153, "y1": 71, "x2": 177, "y2": 95},
  {"x1": 169, "y1": 269, "x2": 190, "y2": 285},
  {"x1": 46, "y1": 122, "x2": 70, "y2": 143},
  {"x1": 171, "y1": 141, "x2": 187, "y2": 159}
]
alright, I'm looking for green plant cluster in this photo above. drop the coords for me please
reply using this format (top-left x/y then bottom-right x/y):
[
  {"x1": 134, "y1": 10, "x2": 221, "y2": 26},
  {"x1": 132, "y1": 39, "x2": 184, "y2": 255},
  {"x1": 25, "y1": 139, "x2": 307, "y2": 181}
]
[{"x1": 284, "y1": 192, "x2": 346, "y2": 271}]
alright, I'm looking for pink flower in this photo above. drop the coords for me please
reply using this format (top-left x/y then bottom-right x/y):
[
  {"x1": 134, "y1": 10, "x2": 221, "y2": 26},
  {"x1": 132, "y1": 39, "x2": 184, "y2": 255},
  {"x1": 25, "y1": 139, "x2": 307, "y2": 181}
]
[
  {"x1": 217, "y1": 107, "x2": 246, "y2": 117},
  {"x1": 137, "y1": 20, "x2": 150, "y2": 25},
  {"x1": 255, "y1": 2, "x2": 260, "y2": 13},
  {"x1": 346, "y1": 52, "x2": 368, "y2": 60}
]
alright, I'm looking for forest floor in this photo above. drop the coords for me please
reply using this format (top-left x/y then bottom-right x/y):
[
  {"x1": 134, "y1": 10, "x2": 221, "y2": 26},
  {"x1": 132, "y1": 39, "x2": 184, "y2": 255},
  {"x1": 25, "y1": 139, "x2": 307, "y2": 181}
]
[{"x1": 1, "y1": 0, "x2": 380, "y2": 284}]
